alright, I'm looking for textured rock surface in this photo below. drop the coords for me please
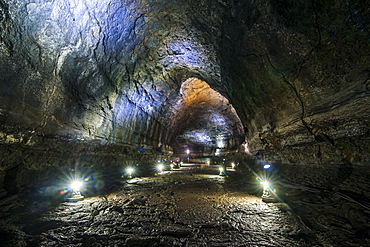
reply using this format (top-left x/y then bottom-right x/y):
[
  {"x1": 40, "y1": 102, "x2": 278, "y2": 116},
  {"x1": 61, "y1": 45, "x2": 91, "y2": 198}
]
[
  {"x1": 0, "y1": 167, "x2": 319, "y2": 246},
  {"x1": 1, "y1": 165, "x2": 369, "y2": 246},
  {"x1": 0, "y1": 0, "x2": 369, "y2": 244},
  {"x1": 0, "y1": 0, "x2": 243, "y2": 195}
]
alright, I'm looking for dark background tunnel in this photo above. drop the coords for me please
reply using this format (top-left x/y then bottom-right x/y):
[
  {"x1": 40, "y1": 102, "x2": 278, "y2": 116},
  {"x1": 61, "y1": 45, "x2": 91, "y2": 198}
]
[{"x1": 0, "y1": 0, "x2": 369, "y2": 246}]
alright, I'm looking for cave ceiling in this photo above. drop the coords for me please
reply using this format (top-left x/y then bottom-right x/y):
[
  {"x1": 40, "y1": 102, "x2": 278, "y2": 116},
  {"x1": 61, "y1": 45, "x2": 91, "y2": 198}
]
[{"x1": 0, "y1": 0, "x2": 369, "y2": 163}]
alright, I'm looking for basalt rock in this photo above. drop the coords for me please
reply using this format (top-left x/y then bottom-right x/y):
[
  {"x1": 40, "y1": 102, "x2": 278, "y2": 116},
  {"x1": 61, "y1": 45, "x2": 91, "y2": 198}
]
[{"x1": 0, "y1": 0, "x2": 369, "y2": 201}]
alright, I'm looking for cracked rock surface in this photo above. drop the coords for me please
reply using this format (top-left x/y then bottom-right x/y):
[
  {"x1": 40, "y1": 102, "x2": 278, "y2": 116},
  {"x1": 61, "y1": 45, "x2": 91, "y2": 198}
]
[
  {"x1": 0, "y1": 166, "x2": 315, "y2": 247},
  {"x1": 0, "y1": 0, "x2": 369, "y2": 245},
  {"x1": 1, "y1": 165, "x2": 369, "y2": 246}
]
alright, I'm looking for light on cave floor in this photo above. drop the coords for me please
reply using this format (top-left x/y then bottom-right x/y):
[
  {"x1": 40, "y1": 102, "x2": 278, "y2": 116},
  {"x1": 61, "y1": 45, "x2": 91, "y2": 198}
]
[
  {"x1": 70, "y1": 181, "x2": 83, "y2": 191},
  {"x1": 256, "y1": 176, "x2": 278, "y2": 203},
  {"x1": 157, "y1": 164, "x2": 164, "y2": 173},
  {"x1": 219, "y1": 167, "x2": 227, "y2": 176},
  {"x1": 125, "y1": 167, "x2": 134, "y2": 179},
  {"x1": 66, "y1": 180, "x2": 84, "y2": 202},
  {"x1": 261, "y1": 181, "x2": 269, "y2": 189}
]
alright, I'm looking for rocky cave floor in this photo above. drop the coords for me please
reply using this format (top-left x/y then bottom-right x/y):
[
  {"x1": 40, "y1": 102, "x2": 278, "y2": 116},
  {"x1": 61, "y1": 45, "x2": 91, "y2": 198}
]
[{"x1": 0, "y1": 165, "x2": 369, "y2": 247}]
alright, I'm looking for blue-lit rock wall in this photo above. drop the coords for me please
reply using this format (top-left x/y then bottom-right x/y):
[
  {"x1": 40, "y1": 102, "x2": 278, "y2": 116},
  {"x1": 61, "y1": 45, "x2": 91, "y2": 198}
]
[
  {"x1": 0, "y1": 0, "x2": 369, "y2": 200},
  {"x1": 0, "y1": 0, "x2": 223, "y2": 145},
  {"x1": 0, "y1": 0, "x2": 229, "y2": 195}
]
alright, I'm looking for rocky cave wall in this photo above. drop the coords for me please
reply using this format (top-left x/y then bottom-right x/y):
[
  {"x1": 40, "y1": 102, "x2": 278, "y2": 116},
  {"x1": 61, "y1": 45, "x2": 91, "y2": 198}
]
[
  {"x1": 219, "y1": 0, "x2": 370, "y2": 198},
  {"x1": 0, "y1": 0, "x2": 369, "y2": 199},
  {"x1": 0, "y1": 0, "x2": 236, "y2": 196}
]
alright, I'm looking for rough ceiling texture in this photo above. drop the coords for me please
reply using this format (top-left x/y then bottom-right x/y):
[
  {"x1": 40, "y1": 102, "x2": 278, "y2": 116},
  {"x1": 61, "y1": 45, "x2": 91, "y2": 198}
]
[{"x1": 0, "y1": 0, "x2": 369, "y2": 205}]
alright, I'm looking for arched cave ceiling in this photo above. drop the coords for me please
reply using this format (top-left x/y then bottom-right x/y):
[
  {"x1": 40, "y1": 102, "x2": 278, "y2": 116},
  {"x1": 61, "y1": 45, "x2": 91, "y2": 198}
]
[
  {"x1": 0, "y1": 0, "x2": 369, "y2": 165},
  {"x1": 168, "y1": 77, "x2": 244, "y2": 154}
]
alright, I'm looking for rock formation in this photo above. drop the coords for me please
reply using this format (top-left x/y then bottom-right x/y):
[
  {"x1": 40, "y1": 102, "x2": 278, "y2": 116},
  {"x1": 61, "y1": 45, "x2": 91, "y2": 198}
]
[{"x1": 0, "y1": 0, "x2": 369, "y2": 202}]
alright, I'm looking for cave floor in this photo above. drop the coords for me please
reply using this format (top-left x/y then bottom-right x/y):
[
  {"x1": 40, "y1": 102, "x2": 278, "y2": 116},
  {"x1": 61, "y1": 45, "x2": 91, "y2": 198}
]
[{"x1": 0, "y1": 165, "x2": 369, "y2": 246}]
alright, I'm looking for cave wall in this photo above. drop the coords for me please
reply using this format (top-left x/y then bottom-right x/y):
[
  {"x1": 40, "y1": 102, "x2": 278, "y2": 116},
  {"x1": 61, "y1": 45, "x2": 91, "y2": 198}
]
[
  {"x1": 0, "y1": 0, "x2": 226, "y2": 196},
  {"x1": 220, "y1": 0, "x2": 370, "y2": 166},
  {"x1": 0, "y1": 0, "x2": 369, "y2": 198},
  {"x1": 217, "y1": 0, "x2": 370, "y2": 199},
  {"x1": 0, "y1": 0, "x2": 221, "y2": 144}
]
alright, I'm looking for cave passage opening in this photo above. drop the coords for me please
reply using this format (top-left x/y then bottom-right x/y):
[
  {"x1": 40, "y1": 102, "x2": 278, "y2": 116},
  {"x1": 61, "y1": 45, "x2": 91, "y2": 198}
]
[{"x1": 168, "y1": 77, "x2": 245, "y2": 159}]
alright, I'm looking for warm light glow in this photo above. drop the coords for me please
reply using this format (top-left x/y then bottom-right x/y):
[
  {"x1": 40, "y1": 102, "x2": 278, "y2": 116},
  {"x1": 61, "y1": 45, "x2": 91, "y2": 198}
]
[
  {"x1": 174, "y1": 78, "x2": 245, "y2": 150},
  {"x1": 261, "y1": 181, "x2": 269, "y2": 189},
  {"x1": 126, "y1": 167, "x2": 134, "y2": 174},
  {"x1": 186, "y1": 149, "x2": 190, "y2": 155},
  {"x1": 70, "y1": 181, "x2": 83, "y2": 191},
  {"x1": 157, "y1": 164, "x2": 164, "y2": 171}
]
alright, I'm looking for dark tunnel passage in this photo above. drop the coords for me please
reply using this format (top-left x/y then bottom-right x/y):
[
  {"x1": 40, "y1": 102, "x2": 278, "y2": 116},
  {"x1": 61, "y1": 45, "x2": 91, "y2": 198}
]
[
  {"x1": 0, "y1": 0, "x2": 370, "y2": 246},
  {"x1": 167, "y1": 77, "x2": 245, "y2": 156}
]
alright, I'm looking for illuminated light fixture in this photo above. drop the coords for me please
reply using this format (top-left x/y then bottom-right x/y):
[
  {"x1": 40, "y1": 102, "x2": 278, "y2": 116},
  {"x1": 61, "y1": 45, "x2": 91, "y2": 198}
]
[
  {"x1": 219, "y1": 167, "x2": 226, "y2": 176},
  {"x1": 66, "y1": 180, "x2": 84, "y2": 202},
  {"x1": 258, "y1": 179, "x2": 278, "y2": 203},
  {"x1": 261, "y1": 181, "x2": 269, "y2": 189},
  {"x1": 264, "y1": 164, "x2": 271, "y2": 169},
  {"x1": 126, "y1": 167, "x2": 134, "y2": 178},
  {"x1": 157, "y1": 164, "x2": 164, "y2": 173},
  {"x1": 231, "y1": 162, "x2": 235, "y2": 169},
  {"x1": 186, "y1": 149, "x2": 190, "y2": 162},
  {"x1": 70, "y1": 181, "x2": 83, "y2": 191}
]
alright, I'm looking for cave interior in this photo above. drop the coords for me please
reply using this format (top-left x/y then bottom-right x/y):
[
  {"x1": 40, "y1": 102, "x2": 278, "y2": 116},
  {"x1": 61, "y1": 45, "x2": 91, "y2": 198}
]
[{"x1": 0, "y1": 0, "x2": 370, "y2": 246}]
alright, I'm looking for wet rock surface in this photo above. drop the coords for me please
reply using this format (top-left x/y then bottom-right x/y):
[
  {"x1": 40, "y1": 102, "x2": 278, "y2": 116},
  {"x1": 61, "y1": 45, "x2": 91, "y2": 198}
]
[{"x1": 1, "y1": 165, "x2": 369, "y2": 246}]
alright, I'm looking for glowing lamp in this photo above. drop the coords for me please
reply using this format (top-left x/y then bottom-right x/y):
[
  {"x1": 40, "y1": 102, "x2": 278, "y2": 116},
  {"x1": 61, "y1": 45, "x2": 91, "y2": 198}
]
[
  {"x1": 259, "y1": 180, "x2": 277, "y2": 202},
  {"x1": 126, "y1": 167, "x2": 134, "y2": 178},
  {"x1": 261, "y1": 181, "x2": 269, "y2": 189},
  {"x1": 70, "y1": 181, "x2": 83, "y2": 191},
  {"x1": 157, "y1": 164, "x2": 164, "y2": 172},
  {"x1": 66, "y1": 180, "x2": 84, "y2": 202},
  {"x1": 264, "y1": 164, "x2": 271, "y2": 169},
  {"x1": 219, "y1": 167, "x2": 225, "y2": 176}
]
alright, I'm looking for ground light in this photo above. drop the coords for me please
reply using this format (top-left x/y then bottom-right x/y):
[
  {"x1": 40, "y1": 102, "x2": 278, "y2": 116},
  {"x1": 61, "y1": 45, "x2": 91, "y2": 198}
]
[
  {"x1": 261, "y1": 181, "x2": 269, "y2": 189},
  {"x1": 66, "y1": 180, "x2": 84, "y2": 202},
  {"x1": 157, "y1": 164, "x2": 164, "y2": 173},
  {"x1": 231, "y1": 162, "x2": 236, "y2": 169},
  {"x1": 219, "y1": 167, "x2": 227, "y2": 176},
  {"x1": 256, "y1": 176, "x2": 277, "y2": 203},
  {"x1": 126, "y1": 167, "x2": 134, "y2": 178}
]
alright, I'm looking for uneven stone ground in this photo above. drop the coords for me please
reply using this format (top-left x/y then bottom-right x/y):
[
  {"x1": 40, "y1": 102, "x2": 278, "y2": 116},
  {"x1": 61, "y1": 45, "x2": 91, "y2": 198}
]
[{"x1": 0, "y1": 165, "x2": 369, "y2": 246}]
